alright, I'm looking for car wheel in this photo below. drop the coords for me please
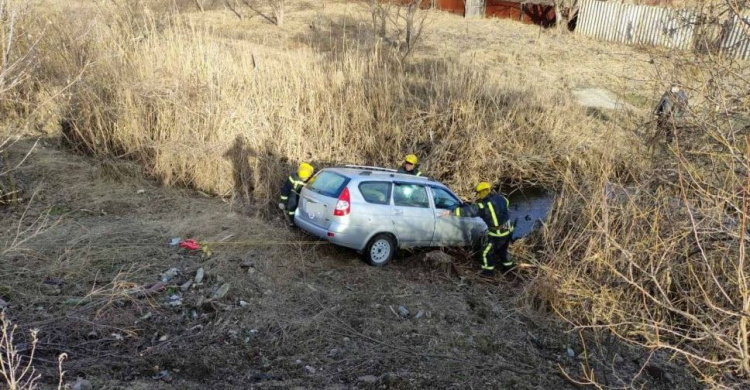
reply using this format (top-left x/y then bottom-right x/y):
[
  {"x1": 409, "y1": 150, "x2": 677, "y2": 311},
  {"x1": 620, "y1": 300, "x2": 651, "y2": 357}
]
[{"x1": 365, "y1": 234, "x2": 396, "y2": 267}]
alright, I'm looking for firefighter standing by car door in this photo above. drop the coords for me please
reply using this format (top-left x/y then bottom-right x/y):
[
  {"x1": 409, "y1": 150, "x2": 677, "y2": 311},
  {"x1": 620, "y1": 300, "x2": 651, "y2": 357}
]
[
  {"x1": 279, "y1": 163, "x2": 315, "y2": 226},
  {"x1": 442, "y1": 182, "x2": 514, "y2": 276},
  {"x1": 397, "y1": 154, "x2": 422, "y2": 176}
]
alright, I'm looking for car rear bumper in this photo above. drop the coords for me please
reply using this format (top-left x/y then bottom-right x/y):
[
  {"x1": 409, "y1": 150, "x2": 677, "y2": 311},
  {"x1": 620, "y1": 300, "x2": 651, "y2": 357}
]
[{"x1": 294, "y1": 215, "x2": 365, "y2": 251}]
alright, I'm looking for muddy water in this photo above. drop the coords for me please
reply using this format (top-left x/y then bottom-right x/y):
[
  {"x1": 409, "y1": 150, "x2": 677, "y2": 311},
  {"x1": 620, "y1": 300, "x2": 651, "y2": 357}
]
[{"x1": 507, "y1": 187, "x2": 555, "y2": 239}]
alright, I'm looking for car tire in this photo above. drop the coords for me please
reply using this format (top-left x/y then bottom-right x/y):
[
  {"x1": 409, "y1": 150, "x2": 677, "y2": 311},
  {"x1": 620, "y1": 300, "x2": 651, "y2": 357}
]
[{"x1": 364, "y1": 234, "x2": 396, "y2": 267}]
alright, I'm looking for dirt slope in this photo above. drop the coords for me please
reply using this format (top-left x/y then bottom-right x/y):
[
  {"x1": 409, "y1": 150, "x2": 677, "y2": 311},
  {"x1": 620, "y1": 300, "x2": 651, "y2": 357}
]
[{"x1": 0, "y1": 139, "x2": 701, "y2": 389}]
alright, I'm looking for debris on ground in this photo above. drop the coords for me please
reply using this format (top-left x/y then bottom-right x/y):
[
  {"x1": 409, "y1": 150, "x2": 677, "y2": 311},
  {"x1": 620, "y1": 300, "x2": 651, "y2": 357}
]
[
  {"x1": 194, "y1": 267, "x2": 205, "y2": 284},
  {"x1": 152, "y1": 370, "x2": 173, "y2": 383},
  {"x1": 72, "y1": 378, "x2": 93, "y2": 390},
  {"x1": 415, "y1": 310, "x2": 424, "y2": 320},
  {"x1": 169, "y1": 237, "x2": 182, "y2": 246},
  {"x1": 145, "y1": 281, "x2": 166, "y2": 294},
  {"x1": 161, "y1": 268, "x2": 179, "y2": 283},
  {"x1": 304, "y1": 365, "x2": 316, "y2": 374},
  {"x1": 180, "y1": 280, "x2": 193, "y2": 291},
  {"x1": 398, "y1": 305, "x2": 409, "y2": 318},
  {"x1": 211, "y1": 283, "x2": 230, "y2": 300},
  {"x1": 0, "y1": 299, "x2": 7, "y2": 310},
  {"x1": 179, "y1": 239, "x2": 200, "y2": 251},
  {"x1": 358, "y1": 375, "x2": 379, "y2": 383}
]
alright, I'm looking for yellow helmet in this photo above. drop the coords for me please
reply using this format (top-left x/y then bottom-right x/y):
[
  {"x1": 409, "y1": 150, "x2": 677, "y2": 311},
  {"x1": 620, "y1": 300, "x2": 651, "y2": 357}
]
[
  {"x1": 404, "y1": 154, "x2": 418, "y2": 165},
  {"x1": 298, "y1": 162, "x2": 314, "y2": 180},
  {"x1": 475, "y1": 182, "x2": 491, "y2": 193}
]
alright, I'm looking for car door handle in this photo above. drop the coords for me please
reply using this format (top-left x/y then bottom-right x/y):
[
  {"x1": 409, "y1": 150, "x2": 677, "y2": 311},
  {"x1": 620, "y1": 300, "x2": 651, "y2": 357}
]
[{"x1": 393, "y1": 209, "x2": 403, "y2": 215}]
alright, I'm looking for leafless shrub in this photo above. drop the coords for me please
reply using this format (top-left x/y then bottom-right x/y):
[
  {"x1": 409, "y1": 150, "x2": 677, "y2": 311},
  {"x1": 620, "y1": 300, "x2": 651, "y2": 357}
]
[{"x1": 0, "y1": 313, "x2": 67, "y2": 390}]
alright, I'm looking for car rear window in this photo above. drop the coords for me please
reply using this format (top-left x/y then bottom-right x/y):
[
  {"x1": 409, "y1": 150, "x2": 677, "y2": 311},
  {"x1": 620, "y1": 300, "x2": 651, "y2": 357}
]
[
  {"x1": 359, "y1": 182, "x2": 391, "y2": 205},
  {"x1": 307, "y1": 171, "x2": 349, "y2": 198}
]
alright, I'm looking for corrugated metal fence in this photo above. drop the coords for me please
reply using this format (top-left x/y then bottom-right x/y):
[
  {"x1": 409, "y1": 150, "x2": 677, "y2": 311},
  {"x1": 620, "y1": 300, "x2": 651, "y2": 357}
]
[
  {"x1": 576, "y1": 0, "x2": 697, "y2": 50},
  {"x1": 720, "y1": 12, "x2": 750, "y2": 60}
]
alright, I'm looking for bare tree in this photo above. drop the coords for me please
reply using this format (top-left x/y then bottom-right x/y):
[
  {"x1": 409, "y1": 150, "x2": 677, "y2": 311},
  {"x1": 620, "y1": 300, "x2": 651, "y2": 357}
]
[
  {"x1": 267, "y1": 0, "x2": 286, "y2": 26},
  {"x1": 194, "y1": 0, "x2": 205, "y2": 12},
  {"x1": 365, "y1": 0, "x2": 429, "y2": 59},
  {"x1": 553, "y1": 0, "x2": 577, "y2": 32}
]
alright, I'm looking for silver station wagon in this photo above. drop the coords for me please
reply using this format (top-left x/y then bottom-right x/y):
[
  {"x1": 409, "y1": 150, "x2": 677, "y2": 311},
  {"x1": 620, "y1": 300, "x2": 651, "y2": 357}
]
[{"x1": 294, "y1": 166, "x2": 488, "y2": 266}]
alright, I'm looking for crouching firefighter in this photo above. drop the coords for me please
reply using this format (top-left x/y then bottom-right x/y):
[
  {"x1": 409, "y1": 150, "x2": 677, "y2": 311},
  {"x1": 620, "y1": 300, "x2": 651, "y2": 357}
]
[
  {"x1": 279, "y1": 162, "x2": 315, "y2": 226},
  {"x1": 442, "y1": 182, "x2": 514, "y2": 276}
]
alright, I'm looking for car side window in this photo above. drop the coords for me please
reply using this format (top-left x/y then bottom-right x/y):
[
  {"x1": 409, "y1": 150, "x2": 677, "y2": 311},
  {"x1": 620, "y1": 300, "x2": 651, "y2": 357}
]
[
  {"x1": 393, "y1": 183, "x2": 429, "y2": 208},
  {"x1": 431, "y1": 187, "x2": 460, "y2": 210},
  {"x1": 359, "y1": 182, "x2": 391, "y2": 205}
]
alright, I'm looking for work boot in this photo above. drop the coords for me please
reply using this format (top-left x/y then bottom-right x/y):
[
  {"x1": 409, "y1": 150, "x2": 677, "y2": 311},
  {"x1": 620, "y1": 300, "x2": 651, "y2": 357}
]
[{"x1": 480, "y1": 269, "x2": 495, "y2": 277}]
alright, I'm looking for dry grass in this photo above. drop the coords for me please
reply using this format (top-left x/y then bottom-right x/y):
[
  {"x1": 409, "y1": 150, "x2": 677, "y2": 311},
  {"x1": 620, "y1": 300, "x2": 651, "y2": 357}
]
[{"x1": 4, "y1": 0, "x2": 750, "y2": 387}]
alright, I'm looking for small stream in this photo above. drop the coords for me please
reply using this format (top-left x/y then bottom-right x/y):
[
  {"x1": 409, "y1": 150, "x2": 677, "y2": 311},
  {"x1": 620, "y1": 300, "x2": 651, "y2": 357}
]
[{"x1": 507, "y1": 187, "x2": 556, "y2": 239}]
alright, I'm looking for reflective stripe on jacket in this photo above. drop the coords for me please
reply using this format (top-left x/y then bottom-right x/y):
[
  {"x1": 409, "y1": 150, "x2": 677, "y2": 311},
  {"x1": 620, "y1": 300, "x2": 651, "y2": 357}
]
[{"x1": 454, "y1": 192, "x2": 513, "y2": 237}]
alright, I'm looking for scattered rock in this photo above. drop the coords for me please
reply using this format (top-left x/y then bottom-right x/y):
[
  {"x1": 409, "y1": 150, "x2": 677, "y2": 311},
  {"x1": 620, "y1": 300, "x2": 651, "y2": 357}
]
[
  {"x1": 415, "y1": 310, "x2": 424, "y2": 320},
  {"x1": 239, "y1": 300, "x2": 248, "y2": 307},
  {"x1": 194, "y1": 267, "x2": 205, "y2": 284},
  {"x1": 343, "y1": 337, "x2": 351, "y2": 343},
  {"x1": 136, "y1": 189, "x2": 146, "y2": 194},
  {"x1": 263, "y1": 289, "x2": 273, "y2": 297},
  {"x1": 304, "y1": 365, "x2": 316, "y2": 374},
  {"x1": 111, "y1": 333, "x2": 124, "y2": 341},
  {"x1": 180, "y1": 280, "x2": 193, "y2": 292},
  {"x1": 425, "y1": 250, "x2": 453, "y2": 264},
  {"x1": 72, "y1": 378, "x2": 92, "y2": 390},
  {"x1": 328, "y1": 348, "x2": 340, "y2": 357},
  {"x1": 41, "y1": 284, "x2": 61, "y2": 296},
  {"x1": 240, "y1": 259, "x2": 255, "y2": 268},
  {"x1": 645, "y1": 365, "x2": 670, "y2": 382},
  {"x1": 566, "y1": 347, "x2": 575, "y2": 358},
  {"x1": 382, "y1": 373, "x2": 397, "y2": 384},
  {"x1": 295, "y1": 359, "x2": 303, "y2": 365},
  {"x1": 398, "y1": 305, "x2": 409, "y2": 318},
  {"x1": 139, "y1": 312, "x2": 152, "y2": 321},
  {"x1": 43, "y1": 276, "x2": 65, "y2": 286},
  {"x1": 211, "y1": 283, "x2": 231, "y2": 300},
  {"x1": 159, "y1": 335, "x2": 168, "y2": 342},
  {"x1": 358, "y1": 375, "x2": 379, "y2": 383},
  {"x1": 614, "y1": 354, "x2": 624, "y2": 364}
]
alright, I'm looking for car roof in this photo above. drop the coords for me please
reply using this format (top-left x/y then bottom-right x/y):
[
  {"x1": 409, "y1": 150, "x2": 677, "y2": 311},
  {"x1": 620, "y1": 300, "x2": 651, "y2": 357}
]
[{"x1": 321, "y1": 166, "x2": 445, "y2": 186}]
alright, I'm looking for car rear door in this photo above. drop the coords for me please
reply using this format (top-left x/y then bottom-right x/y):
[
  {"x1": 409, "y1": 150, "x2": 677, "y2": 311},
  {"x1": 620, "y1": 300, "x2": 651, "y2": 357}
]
[
  {"x1": 297, "y1": 171, "x2": 350, "y2": 230},
  {"x1": 391, "y1": 182, "x2": 435, "y2": 246}
]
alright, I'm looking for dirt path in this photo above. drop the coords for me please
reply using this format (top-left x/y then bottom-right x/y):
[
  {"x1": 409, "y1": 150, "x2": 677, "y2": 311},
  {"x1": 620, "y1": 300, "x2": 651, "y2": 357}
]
[{"x1": 0, "y1": 139, "x2": 700, "y2": 389}]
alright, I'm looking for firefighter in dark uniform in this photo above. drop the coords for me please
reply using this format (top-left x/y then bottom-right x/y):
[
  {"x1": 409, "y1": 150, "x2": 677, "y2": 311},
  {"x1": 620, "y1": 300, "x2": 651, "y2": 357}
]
[
  {"x1": 442, "y1": 182, "x2": 514, "y2": 276},
  {"x1": 397, "y1": 154, "x2": 422, "y2": 176},
  {"x1": 278, "y1": 162, "x2": 315, "y2": 226}
]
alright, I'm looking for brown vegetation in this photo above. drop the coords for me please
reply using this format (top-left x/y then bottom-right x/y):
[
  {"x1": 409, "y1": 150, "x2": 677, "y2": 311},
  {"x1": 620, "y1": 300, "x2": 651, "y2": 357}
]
[{"x1": 1, "y1": 0, "x2": 749, "y2": 387}]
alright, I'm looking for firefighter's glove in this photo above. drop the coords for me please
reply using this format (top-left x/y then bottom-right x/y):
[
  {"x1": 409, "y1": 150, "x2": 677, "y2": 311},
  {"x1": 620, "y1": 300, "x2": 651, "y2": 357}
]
[{"x1": 278, "y1": 203, "x2": 285, "y2": 210}]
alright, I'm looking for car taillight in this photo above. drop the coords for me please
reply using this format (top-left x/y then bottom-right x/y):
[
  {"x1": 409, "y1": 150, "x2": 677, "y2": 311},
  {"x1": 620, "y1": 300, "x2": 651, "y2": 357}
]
[{"x1": 334, "y1": 187, "x2": 350, "y2": 216}]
